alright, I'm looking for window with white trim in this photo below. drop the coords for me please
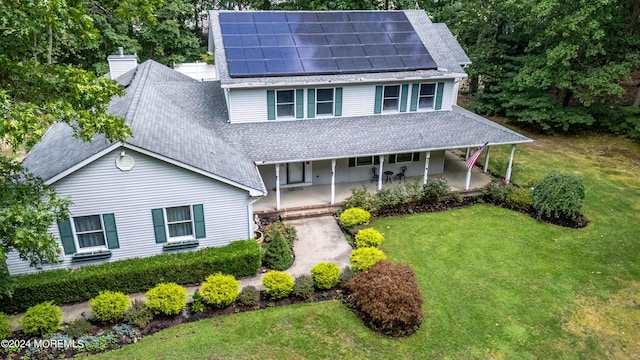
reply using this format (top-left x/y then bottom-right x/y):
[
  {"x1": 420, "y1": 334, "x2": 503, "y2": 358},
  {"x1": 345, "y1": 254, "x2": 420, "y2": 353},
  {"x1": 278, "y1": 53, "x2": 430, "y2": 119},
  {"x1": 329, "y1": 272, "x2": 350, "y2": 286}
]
[
  {"x1": 383, "y1": 85, "x2": 400, "y2": 112},
  {"x1": 418, "y1": 83, "x2": 436, "y2": 110},
  {"x1": 73, "y1": 215, "x2": 106, "y2": 250},
  {"x1": 316, "y1": 88, "x2": 334, "y2": 116},
  {"x1": 396, "y1": 152, "x2": 419, "y2": 163},
  {"x1": 276, "y1": 90, "x2": 295, "y2": 119},
  {"x1": 165, "y1": 206, "x2": 194, "y2": 241}
]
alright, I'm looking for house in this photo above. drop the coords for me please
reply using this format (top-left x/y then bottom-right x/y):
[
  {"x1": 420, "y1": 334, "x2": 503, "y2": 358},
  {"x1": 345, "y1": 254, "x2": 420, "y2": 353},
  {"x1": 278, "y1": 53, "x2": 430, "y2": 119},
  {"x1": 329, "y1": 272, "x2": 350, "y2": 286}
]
[{"x1": 7, "y1": 10, "x2": 531, "y2": 275}]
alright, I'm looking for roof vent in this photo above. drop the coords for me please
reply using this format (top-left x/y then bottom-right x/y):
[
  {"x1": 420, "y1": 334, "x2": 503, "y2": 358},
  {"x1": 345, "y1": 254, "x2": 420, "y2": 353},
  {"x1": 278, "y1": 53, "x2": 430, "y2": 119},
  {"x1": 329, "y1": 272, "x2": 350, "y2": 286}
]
[{"x1": 107, "y1": 47, "x2": 138, "y2": 80}]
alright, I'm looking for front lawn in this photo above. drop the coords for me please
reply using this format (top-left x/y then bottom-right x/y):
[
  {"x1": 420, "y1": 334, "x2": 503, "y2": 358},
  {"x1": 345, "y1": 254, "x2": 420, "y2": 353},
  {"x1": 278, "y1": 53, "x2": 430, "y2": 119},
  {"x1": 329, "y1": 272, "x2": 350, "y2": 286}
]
[{"x1": 92, "y1": 134, "x2": 640, "y2": 359}]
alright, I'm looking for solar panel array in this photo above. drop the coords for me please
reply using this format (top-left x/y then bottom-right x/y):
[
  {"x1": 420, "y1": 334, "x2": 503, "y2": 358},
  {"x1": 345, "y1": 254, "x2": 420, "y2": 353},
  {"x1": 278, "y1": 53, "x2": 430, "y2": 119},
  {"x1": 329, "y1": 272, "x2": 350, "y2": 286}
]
[{"x1": 219, "y1": 11, "x2": 437, "y2": 78}]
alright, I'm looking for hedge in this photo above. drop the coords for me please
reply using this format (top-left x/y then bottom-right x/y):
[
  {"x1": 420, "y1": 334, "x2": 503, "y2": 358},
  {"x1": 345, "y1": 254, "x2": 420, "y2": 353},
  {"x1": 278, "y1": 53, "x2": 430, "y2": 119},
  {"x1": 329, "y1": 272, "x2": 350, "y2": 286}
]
[{"x1": 1, "y1": 240, "x2": 260, "y2": 313}]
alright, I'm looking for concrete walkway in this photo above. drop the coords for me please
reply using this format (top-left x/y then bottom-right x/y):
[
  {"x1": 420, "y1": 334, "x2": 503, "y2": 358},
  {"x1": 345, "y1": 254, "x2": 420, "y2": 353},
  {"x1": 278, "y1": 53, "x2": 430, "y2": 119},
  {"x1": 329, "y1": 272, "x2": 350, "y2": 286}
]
[{"x1": 9, "y1": 215, "x2": 351, "y2": 330}]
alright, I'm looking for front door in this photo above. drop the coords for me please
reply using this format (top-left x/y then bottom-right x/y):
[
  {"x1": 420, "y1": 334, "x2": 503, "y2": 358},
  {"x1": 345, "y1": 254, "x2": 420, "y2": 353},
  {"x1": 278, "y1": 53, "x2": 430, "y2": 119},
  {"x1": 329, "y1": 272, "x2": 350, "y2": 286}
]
[{"x1": 286, "y1": 162, "x2": 305, "y2": 184}]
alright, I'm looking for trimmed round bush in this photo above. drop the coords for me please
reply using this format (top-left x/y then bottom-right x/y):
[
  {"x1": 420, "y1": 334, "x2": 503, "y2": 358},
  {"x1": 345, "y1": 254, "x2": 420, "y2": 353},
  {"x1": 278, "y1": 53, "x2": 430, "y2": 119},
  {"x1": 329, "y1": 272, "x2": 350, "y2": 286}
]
[
  {"x1": 350, "y1": 248, "x2": 386, "y2": 272},
  {"x1": 0, "y1": 313, "x2": 13, "y2": 340},
  {"x1": 21, "y1": 301, "x2": 62, "y2": 336},
  {"x1": 262, "y1": 271, "x2": 294, "y2": 300},
  {"x1": 310, "y1": 262, "x2": 340, "y2": 290},
  {"x1": 263, "y1": 221, "x2": 297, "y2": 249},
  {"x1": 200, "y1": 273, "x2": 239, "y2": 308},
  {"x1": 339, "y1": 208, "x2": 371, "y2": 228},
  {"x1": 507, "y1": 186, "x2": 533, "y2": 212},
  {"x1": 123, "y1": 300, "x2": 153, "y2": 328},
  {"x1": 292, "y1": 275, "x2": 314, "y2": 302},
  {"x1": 64, "y1": 318, "x2": 95, "y2": 339},
  {"x1": 346, "y1": 261, "x2": 423, "y2": 336},
  {"x1": 236, "y1": 286, "x2": 260, "y2": 307},
  {"x1": 532, "y1": 172, "x2": 585, "y2": 219},
  {"x1": 354, "y1": 228, "x2": 384, "y2": 248},
  {"x1": 89, "y1": 291, "x2": 130, "y2": 323},
  {"x1": 263, "y1": 232, "x2": 293, "y2": 270},
  {"x1": 146, "y1": 283, "x2": 187, "y2": 316}
]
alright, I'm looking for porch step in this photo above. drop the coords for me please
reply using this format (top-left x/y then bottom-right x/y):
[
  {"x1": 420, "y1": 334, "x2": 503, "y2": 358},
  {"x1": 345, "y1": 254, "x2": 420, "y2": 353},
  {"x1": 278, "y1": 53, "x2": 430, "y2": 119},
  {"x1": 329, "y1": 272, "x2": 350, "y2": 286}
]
[
  {"x1": 256, "y1": 203, "x2": 343, "y2": 221},
  {"x1": 280, "y1": 207, "x2": 338, "y2": 220}
]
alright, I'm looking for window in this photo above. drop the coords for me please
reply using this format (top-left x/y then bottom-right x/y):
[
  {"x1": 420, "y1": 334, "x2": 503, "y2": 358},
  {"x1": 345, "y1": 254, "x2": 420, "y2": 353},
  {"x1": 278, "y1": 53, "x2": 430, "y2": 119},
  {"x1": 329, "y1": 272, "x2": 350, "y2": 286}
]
[
  {"x1": 383, "y1": 85, "x2": 400, "y2": 112},
  {"x1": 356, "y1": 156, "x2": 373, "y2": 166},
  {"x1": 165, "y1": 206, "x2": 194, "y2": 241},
  {"x1": 397, "y1": 153, "x2": 418, "y2": 163},
  {"x1": 316, "y1": 88, "x2": 334, "y2": 116},
  {"x1": 276, "y1": 90, "x2": 295, "y2": 118},
  {"x1": 418, "y1": 83, "x2": 436, "y2": 110},
  {"x1": 73, "y1": 215, "x2": 106, "y2": 250}
]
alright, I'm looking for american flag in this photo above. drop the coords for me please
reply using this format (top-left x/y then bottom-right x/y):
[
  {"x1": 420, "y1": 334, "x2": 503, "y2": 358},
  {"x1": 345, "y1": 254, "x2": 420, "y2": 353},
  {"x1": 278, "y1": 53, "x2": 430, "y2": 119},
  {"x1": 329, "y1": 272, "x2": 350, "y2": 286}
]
[{"x1": 465, "y1": 142, "x2": 489, "y2": 169}]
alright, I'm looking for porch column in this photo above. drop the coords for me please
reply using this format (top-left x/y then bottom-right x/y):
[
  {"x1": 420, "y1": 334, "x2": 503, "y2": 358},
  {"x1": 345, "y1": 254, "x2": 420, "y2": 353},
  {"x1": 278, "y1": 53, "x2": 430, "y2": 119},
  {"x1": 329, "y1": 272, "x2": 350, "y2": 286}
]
[
  {"x1": 377, "y1": 155, "x2": 384, "y2": 190},
  {"x1": 505, "y1": 145, "x2": 516, "y2": 184},
  {"x1": 422, "y1": 151, "x2": 431, "y2": 185},
  {"x1": 483, "y1": 146, "x2": 490, "y2": 173},
  {"x1": 275, "y1": 164, "x2": 281, "y2": 210},
  {"x1": 330, "y1": 159, "x2": 336, "y2": 205},
  {"x1": 465, "y1": 147, "x2": 471, "y2": 159},
  {"x1": 464, "y1": 165, "x2": 472, "y2": 191}
]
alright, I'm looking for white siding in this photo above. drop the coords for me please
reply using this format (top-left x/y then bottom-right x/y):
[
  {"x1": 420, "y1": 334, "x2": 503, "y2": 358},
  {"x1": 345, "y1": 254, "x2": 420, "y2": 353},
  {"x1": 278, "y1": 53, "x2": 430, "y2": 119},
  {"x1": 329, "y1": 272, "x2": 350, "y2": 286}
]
[
  {"x1": 6, "y1": 148, "x2": 253, "y2": 275},
  {"x1": 440, "y1": 81, "x2": 454, "y2": 110},
  {"x1": 341, "y1": 84, "x2": 376, "y2": 117},
  {"x1": 228, "y1": 89, "x2": 268, "y2": 123}
]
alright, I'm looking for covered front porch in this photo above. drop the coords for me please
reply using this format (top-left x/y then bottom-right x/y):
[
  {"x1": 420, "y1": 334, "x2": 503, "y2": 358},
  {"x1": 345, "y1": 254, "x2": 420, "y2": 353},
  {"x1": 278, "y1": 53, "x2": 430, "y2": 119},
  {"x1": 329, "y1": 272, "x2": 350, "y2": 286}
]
[{"x1": 254, "y1": 148, "x2": 513, "y2": 211}]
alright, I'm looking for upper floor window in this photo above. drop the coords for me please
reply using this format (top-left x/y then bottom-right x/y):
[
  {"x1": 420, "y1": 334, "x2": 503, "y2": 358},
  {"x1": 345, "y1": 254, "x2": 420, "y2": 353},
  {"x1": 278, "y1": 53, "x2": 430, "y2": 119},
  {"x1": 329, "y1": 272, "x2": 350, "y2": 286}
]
[
  {"x1": 316, "y1": 88, "x2": 334, "y2": 116},
  {"x1": 383, "y1": 85, "x2": 400, "y2": 112},
  {"x1": 276, "y1": 90, "x2": 295, "y2": 119},
  {"x1": 73, "y1": 215, "x2": 106, "y2": 250},
  {"x1": 418, "y1": 83, "x2": 436, "y2": 110}
]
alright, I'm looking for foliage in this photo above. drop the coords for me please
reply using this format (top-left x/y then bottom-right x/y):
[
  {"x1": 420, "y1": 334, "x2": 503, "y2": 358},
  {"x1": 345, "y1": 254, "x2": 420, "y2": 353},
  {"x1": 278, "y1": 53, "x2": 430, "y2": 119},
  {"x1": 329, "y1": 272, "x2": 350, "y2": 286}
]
[
  {"x1": 420, "y1": 178, "x2": 451, "y2": 204},
  {"x1": 191, "y1": 289, "x2": 204, "y2": 313},
  {"x1": 342, "y1": 186, "x2": 379, "y2": 213},
  {"x1": 346, "y1": 261, "x2": 423, "y2": 335},
  {"x1": 123, "y1": 300, "x2": 153, "y2": 329},
  {"x1": 507, "y1": 186, "x2": 534, "y2": 212},
  {"x1": 338, "y1": 266, "x2": 356, "y2": 288},
  {"x1": 263, "y1": 221, "x2": 297, "y2": 250},
  {"x1": 340, "y1": 208, "x2": 371, "y2": 228},
  {"x1": 262, "y1": 271, "x2": 294, "y2": 300},
  {"x1": 354, "y1": 228, "x2": 384, "y2": 248},
  {"x1": 292, "y1": 275, "x2": 315, "y2": 302},
  {"x1": 146, "y1": 283, "x2": 187, "y2": 316},
  {"x1": 482, "y1": 178, "x2": 512, "y2": 204},
  {"x1": 310, "y1": 262, "x2": 340, "y2": 290},
  {"x1": 200, "y1": 273, "x2": 239, "y2": 308},
  {"x1": 64, "y1": 318, "x2": 95, "y2": 339},
  {"x1": 0, "y1": 240, "x2": 260, "y2": 313},
  {"x1": 532, "y1": 172, "x2": 585, "y2": 219},
  {"x1": 263, "y1": 232, "x2": 293, "y2": 270},
  {"x1": 350, "y1": 248, "x2": 386, "y2": 272},
  {"x1": 236, "y1": 286, "x2": 260, "y2": 307},
  {"x1": 0, "y1": 313, "x2": 12, "y2": 340},
  {"x1": 21, "y1": 301, "x2": 63, "y2": 336},
  {"x1": 90, "y1": 291, "x2": 130, "y2": 323}
]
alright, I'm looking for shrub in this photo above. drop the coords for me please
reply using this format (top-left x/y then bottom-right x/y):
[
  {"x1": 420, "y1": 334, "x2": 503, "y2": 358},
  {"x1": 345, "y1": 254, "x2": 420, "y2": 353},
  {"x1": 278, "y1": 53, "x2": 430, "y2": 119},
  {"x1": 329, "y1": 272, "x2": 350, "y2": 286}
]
[
  {"x1": 350, "y1": 248, "x2": 386, "y2": 272},
  {"x1": 0, "y1": 313, "x2": 12, "y2": 340},
  {"x1": 343, "y1": 186, "x2": 379, "y2": 214},
  {"x1": 146, "y1": 283, "x2": 187, "y2": 316},
  {"x1": 482, "y1": 178, "x2": 512, "y2": 204},
  {"x1": 200, "y1": 273, "x2": 239, "y2": 308},
  {"x1": 292, "y1": 275, "x2": 315, "y2": 302},
  {"x1": 236, "y1": 286, "x2": 260, "y2": 307},
  {"x1": 339, "y1": 208, "x2": 371, "y2": 228},
  {"x1": 346, "y1": 261, "x2": 423, "y2": 335},
  {"x1": 89, "y1": 291, "x2": 130, "y2": 323},
  {"x1": 310, "y1": 262, "x2": 340, "y2": 290},
  {"x1": 354, "y1": 228, "x2": 384, "y2": 248},
  {"x1": 338, "y1": 266, "x2": 355, "y2": 288},
  {"x1": 191, "y1": 289, "x2": 204, "y2": 313},
  {"x1": 263, "y1": 232, "x2": 293, "y2": 270},
  {"x1": 532, "y1": 172, "x2": 585, "y2": 219},
  {"x1": 0, "y1": 240, "x2": 261, "y2": 314},
  {"x1": 262, "y1": 271, "x2": 294, "y2": 300},
  {"x1": 420, "y1": 178, "x2": 450, "y2": 203},
  {"x1": 507, "y1": 186, "x2": 533, "y2": 212},
  {"x1": 21, "y1": 301, "x2": 62, "y2": 336},
  {"x1": 64, "y1": 318, "x2": 95, "y2": 338},
  {"x1": 123, "y1": 300, "x2": 153, "y2": 328},
  {"x1": 263, "y1": 221, "x2": 297, "y2": 249}
]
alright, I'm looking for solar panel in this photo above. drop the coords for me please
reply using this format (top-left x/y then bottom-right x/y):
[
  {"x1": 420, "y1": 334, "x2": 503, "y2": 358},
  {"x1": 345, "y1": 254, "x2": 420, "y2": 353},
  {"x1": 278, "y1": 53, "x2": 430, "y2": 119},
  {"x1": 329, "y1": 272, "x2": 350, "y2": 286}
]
[{"x1": 220, "y1": 11, "x2": 437, "y2": 78}]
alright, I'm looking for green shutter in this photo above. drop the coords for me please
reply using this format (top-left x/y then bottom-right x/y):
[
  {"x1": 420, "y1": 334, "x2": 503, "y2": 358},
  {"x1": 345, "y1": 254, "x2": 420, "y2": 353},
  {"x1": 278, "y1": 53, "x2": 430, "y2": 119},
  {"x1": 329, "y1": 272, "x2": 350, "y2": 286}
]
[
  {"x1": 413, "y1": 152, "x2": 421, "y2": 162},
  {"x1": 410, "y1": 83, "x2": 419, "y2": 111},
  {"x1": 296, "y1": 89, "x2": 304, "y2": 118},
  {"x1": 400, "y1": 84, "x2": 409, "y2": 112},
  {"x1": 389, "y1": 154, "x2": 396, "y2": 164},
  {"x1": 335, "y1": 87, "x2": 343, "y2": 116},
  {"x1": 192, "y1": 204, "x2": 206, "y2": 239},
  {"x1": 151, "y1": 208, "x2": 167, "y2": 244},
  {"x1": 374, "y1": 85, "x2": 383, "y2": 114},
  {"x1": 435, "y1": 82, "x2": 444, "y2": 110},
  {"x1": 307, "y1": 88, "x2": 315, "y2": 118},
  {"x1": 267, "y1": 90, "x2": 275, "y2": 120},
  {"x1": 348, "y1": 158, "x2": 355, "y2": 167},
  {"x1": 102, "y1": 213, "x2": 119, "y2": 249},
  {"x1": 57, "y1": 219, "x2": 76, "y2": 255}
]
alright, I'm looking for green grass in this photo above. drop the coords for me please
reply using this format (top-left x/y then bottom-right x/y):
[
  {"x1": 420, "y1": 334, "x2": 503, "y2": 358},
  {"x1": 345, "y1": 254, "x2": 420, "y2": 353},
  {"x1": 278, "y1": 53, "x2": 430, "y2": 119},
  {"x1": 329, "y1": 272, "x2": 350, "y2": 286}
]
[{"x1": 92, "y1": 133, "x2": 640, "y2": 359}]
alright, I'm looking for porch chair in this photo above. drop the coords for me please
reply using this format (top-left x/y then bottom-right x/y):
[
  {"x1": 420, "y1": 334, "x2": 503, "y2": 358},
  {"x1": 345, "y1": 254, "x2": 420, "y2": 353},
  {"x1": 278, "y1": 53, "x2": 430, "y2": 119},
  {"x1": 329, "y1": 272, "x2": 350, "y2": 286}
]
[
  {"x1": 394, "y1": 166, "x2": 407, "y2": 183},
  {"x1": 370, "y1": 167, "x2": 379, "y2": 183}
]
